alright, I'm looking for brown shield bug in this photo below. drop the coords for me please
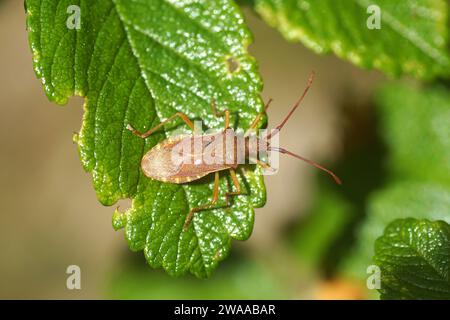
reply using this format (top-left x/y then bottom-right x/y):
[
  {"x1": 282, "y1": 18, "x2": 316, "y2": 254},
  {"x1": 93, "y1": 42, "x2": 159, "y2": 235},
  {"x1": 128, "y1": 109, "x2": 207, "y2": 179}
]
[{"x1": 127, "y1": 72, "x2": 341, "y2": 230}]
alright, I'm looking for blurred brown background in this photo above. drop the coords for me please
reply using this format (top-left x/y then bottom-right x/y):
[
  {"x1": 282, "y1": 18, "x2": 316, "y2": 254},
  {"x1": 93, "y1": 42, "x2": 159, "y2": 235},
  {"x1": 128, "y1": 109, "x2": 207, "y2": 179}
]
[{"x1": 0, "y1": 0, "x2": 382, "y2": 299}]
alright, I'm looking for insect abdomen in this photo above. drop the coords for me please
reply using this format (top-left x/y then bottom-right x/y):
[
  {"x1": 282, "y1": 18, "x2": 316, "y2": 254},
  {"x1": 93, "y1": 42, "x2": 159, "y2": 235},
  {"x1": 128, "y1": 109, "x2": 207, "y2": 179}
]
[{"x1": 141, "y1": 133, "x2": 236, "y2": 184}]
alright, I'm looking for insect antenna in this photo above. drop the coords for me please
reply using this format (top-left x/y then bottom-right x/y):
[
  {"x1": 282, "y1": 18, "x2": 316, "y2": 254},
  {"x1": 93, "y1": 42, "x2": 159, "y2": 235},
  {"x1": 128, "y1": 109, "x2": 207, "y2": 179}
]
[
  {"x1": 265, "y1": 71, "x2": 315, "y2": 141},
  {"x1": 269, "y1": 146, "x2": 342, "y2": 185}
]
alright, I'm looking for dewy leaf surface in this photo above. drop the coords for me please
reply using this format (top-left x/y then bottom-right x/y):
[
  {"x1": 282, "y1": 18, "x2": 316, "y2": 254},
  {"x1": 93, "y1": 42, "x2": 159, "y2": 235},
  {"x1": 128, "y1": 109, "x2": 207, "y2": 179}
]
[
  {"x1": 374, "y1": 218, "x2": 450, "y2": 300},
  {"x1": 26, "y1": 0, "x2": 266, "y2": 277},
  {"x1": 254, "y1": 0, "x2": 450, "y2": 79}
]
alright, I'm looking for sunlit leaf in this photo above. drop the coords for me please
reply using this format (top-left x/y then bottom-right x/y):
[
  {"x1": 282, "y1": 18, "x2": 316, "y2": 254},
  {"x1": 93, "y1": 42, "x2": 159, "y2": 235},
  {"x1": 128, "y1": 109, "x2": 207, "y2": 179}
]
[
  {"x1": 25, "y1": 0, "x2": 266, "y2": 277},
  {"x1": 254, "y1": 0, "x2": 450, "y2": 78}
]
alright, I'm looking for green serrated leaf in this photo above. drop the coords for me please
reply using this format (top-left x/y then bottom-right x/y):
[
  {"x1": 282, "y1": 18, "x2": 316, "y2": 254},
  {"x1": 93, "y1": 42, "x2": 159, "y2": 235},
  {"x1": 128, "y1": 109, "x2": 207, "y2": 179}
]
[
  {"x1": 254, "y1": 0, "x2": 450, "y2": 79},
  {"x1": 374, "y1": 218, "x2": 450, "y2": 300},
  {"x1": 342, "y1": 181, "x2": 450, "y2": 280},
  {"x1": 26, "y1": 0, "x2": 266, "y2": 277}
]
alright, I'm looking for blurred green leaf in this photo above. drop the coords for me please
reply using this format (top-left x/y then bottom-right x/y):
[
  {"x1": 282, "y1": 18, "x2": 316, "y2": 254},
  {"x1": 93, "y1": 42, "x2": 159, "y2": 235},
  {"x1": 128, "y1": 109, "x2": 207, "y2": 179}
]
[
  {"x1": 25, "y1": 0, "x2": 266, "y2": 277},
  {"x1": 254, "y1": 0, "x2": 450, "y2": 79},
  {"x1": 374, "y1": 218, "x2": 450, "y2": 299},
  {"x1": 377, "y1": 83, "x2": 450, "y2": 186},
  {"x1": 342, "y1": 83, "x2": 450, "y2": 281},
  {"x1": 291, "y1": 187, "x2": 354, "y2": 270},
  {"x1": 291, "y1": 102, "x2": 387, "y2": 279}
]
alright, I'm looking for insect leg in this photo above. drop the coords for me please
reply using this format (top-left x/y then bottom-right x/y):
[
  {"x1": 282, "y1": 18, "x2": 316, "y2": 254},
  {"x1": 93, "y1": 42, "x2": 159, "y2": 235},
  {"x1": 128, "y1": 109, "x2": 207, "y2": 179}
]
[
  {"x1": 211, "y1": 100, "x2": 230, "y2": 129},
  {"x1": 255, "y1": 159, "x2": 271, "y2": 170},
  {"x1": 183, "y1": 171, "x2": 220, "y2": 230},
  {"x1": 244, "y1": 98, "x2": 273, "y2": 136},
  {"x1": 249, "y1": 158, "x2": 276, "y2": 173},
  {"x1": 224, "y1": 168, "x2": 242, "y2": 206},
  {"x1": 127, "y1": 112, "x2": 195, "y2": 139},
  {"x1": 224, "y1": 110, "x2": 230, "y2": 129}
]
